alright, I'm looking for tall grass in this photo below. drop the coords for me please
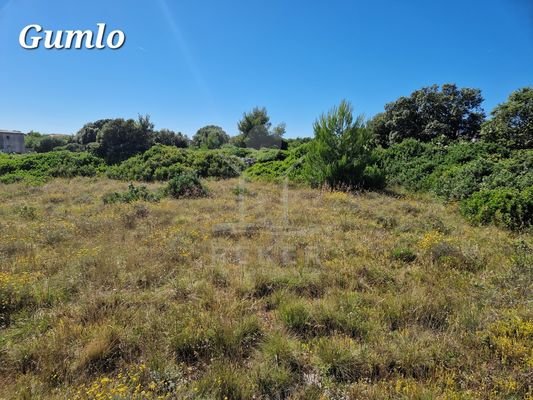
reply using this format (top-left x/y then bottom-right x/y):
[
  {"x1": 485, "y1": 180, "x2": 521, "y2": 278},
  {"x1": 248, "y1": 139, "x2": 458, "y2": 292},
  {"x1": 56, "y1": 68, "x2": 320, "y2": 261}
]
[{"x1": 0, "y1": 177, "x2": 530, "y2": 399}]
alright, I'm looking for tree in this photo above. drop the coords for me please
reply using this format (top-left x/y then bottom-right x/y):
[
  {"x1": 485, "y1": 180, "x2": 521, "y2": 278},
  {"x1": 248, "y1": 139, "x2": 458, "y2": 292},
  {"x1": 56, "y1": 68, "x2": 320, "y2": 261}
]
[
  {"x1": 237, "y1": 107, "x2": 285, "y2": 149},
  {"x1": 94, "y1": 118, "x2": 151, "y2": 164},
  {"x1": 75, "y1": 119, "x2": 112, "y2": 145},
  {"x1": 24, "y1": 131, "x2": 43, "y2": 151},
  {"x1": 153, "y1": 129, "x2": 189, "y2": 148},
  {"x1": 237, "y1": 107, "x2": 271, "y2": 137},
  {"x1": 25, "y1": 132, "x2": 74, "y2": 153},
  {"x1": 137, "y1": 114, "x2": 155, "y2": 137},
  {"x1": 305, "y1": 100, "x2": 384, "y2": 190},
  {"x1": 34, "y1": 135, "x2": 69, "y2": 153},
  {"x1": 192, "y1": 125, "x2": 230, "y2": 149},
  {"x1": 370, "y1": 84, "x2": 485, "y2": 146},
  {"x1": 480, "y1": 87, "x2": 532, "y2": 150}
]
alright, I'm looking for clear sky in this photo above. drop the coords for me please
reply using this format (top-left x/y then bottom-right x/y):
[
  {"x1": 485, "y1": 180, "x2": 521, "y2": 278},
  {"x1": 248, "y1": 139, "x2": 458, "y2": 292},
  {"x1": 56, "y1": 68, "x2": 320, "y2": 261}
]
[{"x1": 0, "y1": 0, "x2": 531, "y2": 137}]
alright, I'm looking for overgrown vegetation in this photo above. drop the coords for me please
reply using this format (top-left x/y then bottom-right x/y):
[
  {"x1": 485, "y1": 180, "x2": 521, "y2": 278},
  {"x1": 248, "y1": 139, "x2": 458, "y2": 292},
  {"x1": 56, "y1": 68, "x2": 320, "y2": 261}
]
[
  {"x1": 0, "y1": 84, "x2": 531, "y2": 397},
  {"x1": 2, "y1": 85, "x2": 531, "y2": 232},
  {"x1": 378, "y1": 139, "x2": 532, "y2": 229},
  {"x1": 0, "y1": 151, "x2": 105, "y2": 184},
  {"x1": 166, "y1": 172, "x2": 208, "y2": 198},
  {"x1": 102, "y1": 184, "x2": 162, "y2": 204}
]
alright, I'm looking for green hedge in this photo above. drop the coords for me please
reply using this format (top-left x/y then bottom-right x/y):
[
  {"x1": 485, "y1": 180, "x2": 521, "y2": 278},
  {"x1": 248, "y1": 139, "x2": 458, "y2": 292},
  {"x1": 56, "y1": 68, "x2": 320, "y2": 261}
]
[
  {"x1": 377, "y1": 139, "x2": 533, "y2": 230},
  {"x1": 379, "y1": 139, "x2": 532, "y2": 197},
  {"x1": 244, "y1": 144, "x2": 309, "y2": 182},
  {"x1": 107, "y1": 145, "x2": 244, "y2": 181},
  {"x1": 0, "y1": 151, "x2": 105, "y2": 184},
  {"x1": 461, "y1": 188, "x2": 533, "y2": 230}
]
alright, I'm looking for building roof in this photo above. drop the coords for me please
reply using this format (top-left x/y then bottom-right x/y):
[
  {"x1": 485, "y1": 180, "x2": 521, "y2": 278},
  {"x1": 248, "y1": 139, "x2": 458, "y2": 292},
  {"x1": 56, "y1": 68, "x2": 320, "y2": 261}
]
[{"x1": 0, "y1": 130, "x2": 25, "y2": 135}]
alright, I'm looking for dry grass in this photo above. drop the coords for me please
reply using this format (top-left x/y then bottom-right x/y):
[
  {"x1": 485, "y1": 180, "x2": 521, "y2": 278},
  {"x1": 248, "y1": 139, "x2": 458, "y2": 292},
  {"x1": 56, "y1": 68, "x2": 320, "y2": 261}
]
[{"x1": 0, "y1": 177, "x2": 531, "y2": 399}]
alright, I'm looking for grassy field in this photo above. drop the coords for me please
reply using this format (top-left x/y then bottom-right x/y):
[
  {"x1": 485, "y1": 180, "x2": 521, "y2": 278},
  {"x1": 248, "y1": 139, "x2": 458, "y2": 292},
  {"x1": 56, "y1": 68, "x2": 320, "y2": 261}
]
[{"x1": 0, "y1": 178, "x2": 531, "y2": 399}]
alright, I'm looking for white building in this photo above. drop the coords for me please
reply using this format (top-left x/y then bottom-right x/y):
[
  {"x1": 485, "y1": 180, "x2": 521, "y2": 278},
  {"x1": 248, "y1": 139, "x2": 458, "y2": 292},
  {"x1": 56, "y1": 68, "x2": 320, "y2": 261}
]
[{"x1": 0, "y1": 130, "x2": 26, "y2": 153}]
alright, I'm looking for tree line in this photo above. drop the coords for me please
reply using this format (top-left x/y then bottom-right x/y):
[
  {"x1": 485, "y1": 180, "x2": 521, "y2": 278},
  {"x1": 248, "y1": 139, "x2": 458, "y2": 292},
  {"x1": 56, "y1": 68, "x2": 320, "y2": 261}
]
[
  {"x1": 25, "y1": 107, "x2": 290, "y2": 163},
  {"x1": 26, "y1": 84, "x2": 531, "y2": 161}
]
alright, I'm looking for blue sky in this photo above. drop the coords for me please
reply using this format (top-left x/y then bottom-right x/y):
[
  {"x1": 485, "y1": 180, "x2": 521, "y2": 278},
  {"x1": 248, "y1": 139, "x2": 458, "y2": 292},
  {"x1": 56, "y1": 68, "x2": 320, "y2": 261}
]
[{"x1": 0, "y1": 0, "x2": 531, "y2": 137}]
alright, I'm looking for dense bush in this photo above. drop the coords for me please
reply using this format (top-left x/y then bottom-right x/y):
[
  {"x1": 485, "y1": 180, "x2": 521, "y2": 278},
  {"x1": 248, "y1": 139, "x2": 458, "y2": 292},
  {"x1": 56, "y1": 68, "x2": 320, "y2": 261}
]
[
  {"x1": 0, "y1": 151, "x2": 105, "y2": 184},
  {"x1": 253, "y1": 149, "x2": 287, "y2": 163},
  {"x1": 166, "y1": 172, "x2": 208, "y2": 198},
  {"x1": 106, "y1": 145, "x2": 193, "y2": 181},
  {"x1": 103, "y1": 184, "x2": 162, "y2": 204},
  {"x1": 377, "y1": 139, "x2": 533, "y2": 230},
  {"x1": 380, "y1": 139, "x2": 532, "y2": 196},
  {"x1": 106, "y1": 145, "x2": 244, "y2": 181},
  {"x1": 245, "y1": 143, "x2": 309, "y2": 182},
  {"x1": 461, "y1": 188, "x2": 532, "y2": 230},
  {"x1": 102, "y1": 175, "x2": 208, "y2": 203},
  {"x1": 24, "y1": 132, "x2": 71, "y2": 153},
  {"x1": 54, "y1": 143, "x2": 86, "y2": 153},
  {"x1": 218, "y1": 145, "x2": 256, "y2": 158},
  {"x1": 433, "y1": 158, "x2": 496, "y2": 200},
  {"x1": 33, "y1": 136, "x2": 70, "y2": 153},
  {"x1": 377, "y1": 139, "x2": 447, "y2": 191},
  {"x1": 192, "y1": 152, "x2": 244, "y2": 179}
]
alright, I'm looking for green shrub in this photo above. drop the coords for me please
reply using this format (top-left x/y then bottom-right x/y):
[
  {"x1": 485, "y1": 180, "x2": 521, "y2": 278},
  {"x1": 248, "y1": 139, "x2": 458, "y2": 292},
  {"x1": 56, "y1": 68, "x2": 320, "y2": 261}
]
[
  {"x1": 0, "y1": 151, "x2": 105, "y2": 184},
  {"x1": 107, "y1": 145, "x2": 244, "y2": 181},
  {"x1": 480, "y1": 87, "x2": 533, "y2": 150},
  {"x1": 166, "y1": 173, "x2": 207, "y2": 199},
  {"x1": 33, "y1": 135, "x2": 70, "y2": 153},
  {"x1": 378, "y1": 140, "x2": 508, "y2": 193},
  {"x1": 218, "y1": 144, "x2": 255, "y2": 158},
  {"x1": 482, "y1": 150, "x2": 533, "y2": 191},
  {"x1": 232, "y1": 185, "x2": 255, "y2": 197},
  {"x1": 253, "y1": 148, "x2": 287, "y2": 163},
  {"x1": 362, "y1": 165, "x2": 386, "y2": 190},
  {"x1": 192, "y1": 151, "x2": 244, "y2": 178},
  {"x1": 102, "y1": 184, "x2": 162, "y2": 204},
  {"x1": 106, "y1": 145, "x2": 193, "y2": 181},
  {"x1": 16, "y1": 205, "x2": 37, "y2": 220},
  {"x1": 433, "y1": 158, "x2": 495, "y2": 200},
  {"x1": 244, "y1": 143, "x2": 309, "y2": 182},
  {"x1": 378, "y1": 138, "x2": 533, "y2": 231},
  {"x1": 391, "y1": 248, "x2": 417, "y2": 263},
  {"x1": 192, "y1": 125, "x2": 230, "y2": 149},
  {"x1": 378, "y1": 139, "x2": 445, "y2": 191},
  {"x1": 460, "y1": 188, "x2": 533, "y2": 230}
]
